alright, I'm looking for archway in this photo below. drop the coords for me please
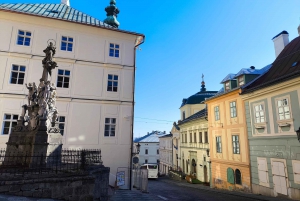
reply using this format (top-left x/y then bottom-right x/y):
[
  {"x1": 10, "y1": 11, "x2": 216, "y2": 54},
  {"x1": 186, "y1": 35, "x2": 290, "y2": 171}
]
[{"x1": 204, "y1": 165, "x2": 208, "y2": 182}]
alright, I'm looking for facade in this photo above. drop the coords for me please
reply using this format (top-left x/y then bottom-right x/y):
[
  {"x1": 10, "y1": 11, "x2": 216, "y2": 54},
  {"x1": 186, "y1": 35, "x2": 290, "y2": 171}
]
[
  {"x1": 178, "y1": 81, "x2": 217, "y2": 182},
  {"x1": 159, "y1": 133, "x2": 173, "y2": 175},
  {"x1": 134, "y1": 131, "x2": 166, "y2": 166},
  {"x1": 241, "y1": 30, "x2": 300, "y2": 199},
  {"x1": 0, "y1": 2, "x2": 144, "y2": 188},
  {"x1": 171, "y1": 122, "x2": 180, "y2": 171},
  {"x1": 206, "y1": 65, "x2": 269, "y2": 191}
]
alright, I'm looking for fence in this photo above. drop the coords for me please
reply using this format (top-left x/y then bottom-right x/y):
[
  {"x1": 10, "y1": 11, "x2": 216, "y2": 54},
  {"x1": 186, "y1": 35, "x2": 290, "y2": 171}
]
[{"x1": 0, "y1": 149, "x2": 102, "y2": 176}]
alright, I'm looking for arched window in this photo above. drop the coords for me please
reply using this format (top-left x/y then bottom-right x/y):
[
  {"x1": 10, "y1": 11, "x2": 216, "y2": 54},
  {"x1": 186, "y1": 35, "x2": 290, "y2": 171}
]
[{"x1": 235, "y1": 169, "x2": 242, "y2": 185}]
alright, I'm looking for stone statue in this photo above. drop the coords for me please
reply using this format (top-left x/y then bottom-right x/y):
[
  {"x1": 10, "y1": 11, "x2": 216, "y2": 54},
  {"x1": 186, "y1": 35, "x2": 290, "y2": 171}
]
[
  {"x1": 42, "y1": 42, "x2": 58, "y2": 81},
  {"x1": 25, "y1": 82, "x2": 37, "y2": 106}
]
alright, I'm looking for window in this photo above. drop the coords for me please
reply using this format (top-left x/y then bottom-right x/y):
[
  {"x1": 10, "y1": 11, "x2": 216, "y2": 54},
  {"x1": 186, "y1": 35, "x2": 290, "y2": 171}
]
[
  {"x1": 10, "y1": 65, "x2": 26, "y2": 85},
  {"x1": 2, "y1": 114, "x2": 18, "y2": 135},
  {"x1": 109, "y1": 43, "x2": 120, "y2": 57},
  {"x1": 185, "y1": 134, "x2": 187, "y2": 143},
  {"x1": 225, "y1": 82, "x2": 230, "y2": 91},
  {"x1": 107, "y1": 74, "x2": 118, "y2": 92},
  {"x1": 145, "y1": 149, "x2": 148, "y2": 155},
  {"x1": 199, "y1": 132, "x2": 203, "y2": 143},
  {"x1": 157, "y1": 149, "x2": 159, "y2": 154},
  {"x1": 17, "y1": 30, "x2": 31, "y2": 46},
  {"x1": 61, "y1": 36, "x2": 73, "y2": 51},
  {"x1": 216, "y1": 136, "x2": 222, "y2": 153},
  {"x1": 57, "y1": 116, "x2": 65, "y2": 135},
  {"x1": 189, "y1": 133, "x2": 192, "y2": 143},
  {"x1": 182, "y1": 111, "x2": 185, "y2": 120},
  {"x1": 104, "y1": 118, "x2": 116, "y2": 137},
  {"x1": 57, "y1": 69, "x2": 70, "y2": 88},
  {"x1": 238, "y1": 76, "x2": 244, "y2": 86},
  {"x1": 277, "y1": 98, "x2": 291, "y2": 120},
  {"x1": 235, "y1": 169, "x2": 242, "y2": 184},
  {"x1": 232, "y1": 135, "x2": 240, "y2": 154},
  {"x1": 182, "y1": 134, "x2": 184, "y2": 143},
  {"x1": 204, "y1": 132, "x2": 208, "y2": 143},
  {"x1": 214, "y1": 106, "x2": 220, "y2": 121},
  {"x1": 254, "y1": 104, "x2": 265, "y2": 123},
  {"x1": 157, "y1": 159, "x2": 160, "y2": 164},
  {"x1": 230, "y1": 101, "x2": 237, "y2": 118},
  {"x1": 145, "y1": 159, "x2": 148, "y2": 164},
  {"x1": 227, "y1": 168, "x2": 235, "y2": 184},
  {"x1": 194, "y1": 133, "x2": 196, "y2": 142}
]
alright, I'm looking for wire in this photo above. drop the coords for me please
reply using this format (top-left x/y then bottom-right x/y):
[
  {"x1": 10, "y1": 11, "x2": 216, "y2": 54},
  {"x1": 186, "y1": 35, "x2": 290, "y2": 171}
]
[
  {"x1": 135, "y1": 121, "x2": 172, "y2": 124},
  {"x1": 135, "y1": 117, "x2": 174, "y2": 122}
]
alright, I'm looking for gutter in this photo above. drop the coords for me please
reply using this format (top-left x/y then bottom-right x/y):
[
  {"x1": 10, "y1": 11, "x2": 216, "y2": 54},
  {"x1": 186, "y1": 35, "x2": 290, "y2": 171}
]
[{"x1": 129, "y1": 36, "x2": 145, "y2": 190}]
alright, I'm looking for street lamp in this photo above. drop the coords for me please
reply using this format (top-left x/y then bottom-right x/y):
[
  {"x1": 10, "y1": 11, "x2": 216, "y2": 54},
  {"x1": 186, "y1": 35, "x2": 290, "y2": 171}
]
[
  {"x1": 132, "y1": 143, "x2": 141, "y2": 155},
  {"x1": 296, "y1": 127, "x2": 300, "y2": 143}
]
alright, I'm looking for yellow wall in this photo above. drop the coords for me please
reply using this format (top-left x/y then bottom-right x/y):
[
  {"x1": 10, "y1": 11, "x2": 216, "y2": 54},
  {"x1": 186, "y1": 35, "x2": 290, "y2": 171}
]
[{"x1": 206, "y1": 89, "x2": 251, "y2": 191}]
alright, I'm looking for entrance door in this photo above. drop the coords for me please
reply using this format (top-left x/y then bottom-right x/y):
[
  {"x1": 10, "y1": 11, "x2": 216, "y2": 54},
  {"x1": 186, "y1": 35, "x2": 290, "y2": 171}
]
[
  {"x1": 272, "y1": 161, "x2": 287, "y2": 195},
  {"x1": 204, "y1": 165, "x2": 208, "y2": 183}
]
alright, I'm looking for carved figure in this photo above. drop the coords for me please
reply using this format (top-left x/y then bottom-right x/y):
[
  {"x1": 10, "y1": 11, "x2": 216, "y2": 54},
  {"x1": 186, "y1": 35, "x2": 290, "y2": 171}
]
[
  {"x1": 42, "y1": 42, "x2": 58, "y2": 81},
  {"x1": 44, "y1": 81, "x2": 51, "y2": 103},
  {"x1": 21, "y1": 104, "x2": 28, "y2": 118}
]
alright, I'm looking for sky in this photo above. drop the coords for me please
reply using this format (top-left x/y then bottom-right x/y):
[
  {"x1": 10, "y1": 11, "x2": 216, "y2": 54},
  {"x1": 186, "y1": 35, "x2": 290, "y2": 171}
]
[{"x1": 3, "y1": 0, "x2": 300, "y2": 138}]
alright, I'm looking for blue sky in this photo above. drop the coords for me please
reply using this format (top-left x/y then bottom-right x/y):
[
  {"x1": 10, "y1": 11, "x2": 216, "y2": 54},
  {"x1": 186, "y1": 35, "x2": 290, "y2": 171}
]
[{"x1": 3, "y1": 0, "x2": 300, "y2": 137}]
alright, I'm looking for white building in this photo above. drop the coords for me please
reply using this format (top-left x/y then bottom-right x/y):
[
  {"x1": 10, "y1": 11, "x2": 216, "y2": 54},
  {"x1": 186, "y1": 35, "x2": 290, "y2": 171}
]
[
  {"x1": 159, "y1": 133, "x2": 173, "y2": 175},
  {"x1": 134, "y1": 131, "x2": 166, "y2": 166},
  {"x1": 0, "y1": 1, "x2": 144, "y2": 189}
]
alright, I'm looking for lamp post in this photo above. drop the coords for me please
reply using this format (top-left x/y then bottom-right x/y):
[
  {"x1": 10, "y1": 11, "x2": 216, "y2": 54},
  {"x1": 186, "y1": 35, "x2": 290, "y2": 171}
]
[
  {"x1": 296, "y1": 127, "x2": 300, "y2": 142},
  {"x1": 132, "y1": 143, "x2": 141, "y2": 156}
]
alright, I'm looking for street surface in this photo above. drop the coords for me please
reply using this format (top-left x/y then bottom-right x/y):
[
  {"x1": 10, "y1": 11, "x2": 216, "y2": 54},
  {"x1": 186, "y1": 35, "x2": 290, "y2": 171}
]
[{"x1": 111, "y1": 177, "x2": 290, "y2": 201}]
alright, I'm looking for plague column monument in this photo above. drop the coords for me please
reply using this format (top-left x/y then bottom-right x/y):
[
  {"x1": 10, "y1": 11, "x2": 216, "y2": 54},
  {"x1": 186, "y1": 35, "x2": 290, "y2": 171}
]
[{"x1": 5, "y1": 41, "x2": 62, "y2": 165}]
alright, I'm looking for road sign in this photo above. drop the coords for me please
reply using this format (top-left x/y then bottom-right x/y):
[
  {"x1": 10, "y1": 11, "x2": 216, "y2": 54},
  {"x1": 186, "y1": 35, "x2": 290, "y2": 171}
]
[{"x1": 133, "y1": 156, "x2": 139, "y2": 164}]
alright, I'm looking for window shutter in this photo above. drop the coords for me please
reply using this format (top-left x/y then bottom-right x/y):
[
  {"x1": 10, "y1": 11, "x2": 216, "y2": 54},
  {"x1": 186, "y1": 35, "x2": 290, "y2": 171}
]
[
  {"x1": 227, "y1": 168, "x2": 235, "y2": 184},
  {"x1": 258, "y1": 158, "x2": 268, "y2": 184},
  {"x1": 293, "y1": 160, "x2": 300, "y2": 183}
]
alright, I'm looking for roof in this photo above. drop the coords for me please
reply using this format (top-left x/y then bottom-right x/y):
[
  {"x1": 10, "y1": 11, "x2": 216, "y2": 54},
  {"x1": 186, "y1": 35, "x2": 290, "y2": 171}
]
[
  {"x1": 178, "y1": 108, "x2": 207, "y2": 125},
  {"x1": 134, "y1": 131, "x2": 168, "y2": 143},
  {"x1": 159, "y1": 134, "x2": 173, "y2": 138},
  {"x1": 0, "y1": 3, "x2": 144, "y2": 37},
  {"x1": 233, "y1": 67, "x2": 263, "y2": 78},
  {"x1": 220, "y1": 73, "x2": 236, "y2": 83},
  {"x1": 180, "y1": 91, "x2": 218, "y2": 108},
  {"x1": 242, "y1": 36, "x2": 300, "y2": 94}
]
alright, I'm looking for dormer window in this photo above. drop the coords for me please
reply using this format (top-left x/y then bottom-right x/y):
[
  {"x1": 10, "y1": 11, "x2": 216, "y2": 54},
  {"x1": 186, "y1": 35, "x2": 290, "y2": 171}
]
[
  {"x1": 238, "y1": 76, "x2": 244, "y2": 86},
  {"x1": 225, "y1": 82, "x2": 230, "y2": 91}
]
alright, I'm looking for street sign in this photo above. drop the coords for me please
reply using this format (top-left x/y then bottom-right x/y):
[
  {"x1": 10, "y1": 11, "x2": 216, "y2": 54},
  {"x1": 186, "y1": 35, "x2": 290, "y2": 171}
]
[{"x1": 133, "y1": 156, "x2": 139, "y2": 164}]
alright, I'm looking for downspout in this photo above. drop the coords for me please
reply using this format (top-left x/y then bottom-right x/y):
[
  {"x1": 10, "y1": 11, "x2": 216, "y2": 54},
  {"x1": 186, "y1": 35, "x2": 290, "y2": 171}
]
[{"x1": 129, "y1": 36, "x2": 145, "y2": 190}]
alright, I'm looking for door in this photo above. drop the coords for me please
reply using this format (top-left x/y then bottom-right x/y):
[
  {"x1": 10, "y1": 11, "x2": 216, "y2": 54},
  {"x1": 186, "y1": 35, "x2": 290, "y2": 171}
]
[
  {"x1": 272, "y1": 161, "x2": 287, "y2": 195},
  {"x1": 204, "y1": 165, "x2": 208, "y2": 183}
]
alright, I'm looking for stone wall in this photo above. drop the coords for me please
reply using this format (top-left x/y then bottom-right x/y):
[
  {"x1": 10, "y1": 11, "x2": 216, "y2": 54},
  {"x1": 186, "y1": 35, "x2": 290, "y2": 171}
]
[{"x1": 0, "y1": 166, "x2": 110, "y2": 201}]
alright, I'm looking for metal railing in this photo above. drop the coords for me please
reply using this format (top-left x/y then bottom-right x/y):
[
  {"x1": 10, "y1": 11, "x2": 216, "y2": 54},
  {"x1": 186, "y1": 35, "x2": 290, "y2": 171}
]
[{"x1": 0, "y1": 149, "x2": 102, "y2": 176}]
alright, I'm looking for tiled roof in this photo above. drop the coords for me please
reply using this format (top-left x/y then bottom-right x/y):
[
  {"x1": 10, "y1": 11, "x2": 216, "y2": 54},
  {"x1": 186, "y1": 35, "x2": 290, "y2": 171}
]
[
  {"x1": 178, "y1": 108, "x2": 207, "y2": 125},
  {"x1": 242, "y1": 36, "x2": 300, "y2": 94},
  {"x1": 0, "y1": 3, "x2": 113, "y2": 28},
  {"x1": 233, "y1": 67, "x2": 264, "y2": 79},
  {"x1": 220, "y1": 73, "x2": 236, "y2": 83},
  {"x1": 134, "y1": 131, "x2": 168, "y2": 143},
  {"x1": 159, "y1": 134, "x2": 173, "y2": 138}
]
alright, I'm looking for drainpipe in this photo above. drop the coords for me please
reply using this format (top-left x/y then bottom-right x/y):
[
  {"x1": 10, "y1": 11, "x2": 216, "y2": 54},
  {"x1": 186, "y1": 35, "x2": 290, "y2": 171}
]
[{"x1": 129, "y1": 36, "x2": 145, "y2": 190}]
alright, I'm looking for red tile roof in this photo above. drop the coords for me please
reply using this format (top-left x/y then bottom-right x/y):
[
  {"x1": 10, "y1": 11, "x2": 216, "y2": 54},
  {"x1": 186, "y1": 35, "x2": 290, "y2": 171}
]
[{"x1": 242, "y1": 36, "x2": 300, "y2": 94}]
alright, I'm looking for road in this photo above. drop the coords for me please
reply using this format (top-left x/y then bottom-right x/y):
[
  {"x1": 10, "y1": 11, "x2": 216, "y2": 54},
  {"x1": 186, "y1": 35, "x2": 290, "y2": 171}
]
[{"x1": 111, "y1": 177, "x2": 290, "y2": 201}]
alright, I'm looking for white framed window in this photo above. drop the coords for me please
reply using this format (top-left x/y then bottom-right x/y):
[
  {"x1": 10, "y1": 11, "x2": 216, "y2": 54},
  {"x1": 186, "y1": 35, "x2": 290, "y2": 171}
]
[
  {"x1": 238, "y1": 76, "x2": 244, "y2": 86},
  {"x1": 254, "y1": 103, "x2": 265, "y2": 123},
  {"x1": 199, "y1": 132, "x2": 203, "y2": 143},
  {"x1": 109, "y1": 43, "x2": 120, "y2": 58},
  {"x1": 145, "y1": 149, "x2": 148, "y2": 155},
  {"x1": 104, "y1": 118, "x2": 116, "y2": 137},
  {"x1": 182, "y1": 111, "x2": 185, "y2": 120},
  {"x1": 57, "y1": 116, "x2": 66, "y2": 135},
  {"x1": 57, "y1": 69, "x2": 70, "y2": 88},
  {"x1": 216, "y1": 136, "x2": 222, "y2": 153},
  {"x1": 107, "y1": 74, "x2": 118, "y2": 92},
  {"x1": 225, "y1": 82, "x2": 230, "y2": 91},
  {"x1": 2, "y1": 114, "x2": 18, "y2": 135},
  {"x1": 204, "y1": 131, "x2": 208, "y2": 143},
  {"x1": 17, "y1": 30, "x2": 31, "y2": 46},
  {"x1": 276, "y1": 97, "x2": 291, "y2": 120},
  {"x1": 61, "y1": 36, "x2": 73, "y2": 51},
  {"x1": 10, "y1": 65, "x2": 26, "y2": 85},
  {"x1": 230, "y1": 101, "x2": 237, "y2": 118},
  {"x1": 214, "y1": 106, "x2": 220, "y2": 121},
  {"x1": 257, "y1": 157, "x2": 269, "y2": 187},
  {"x1": 232, "y1": 135, "x2": 240, "y2": 154},
  {"x1": 157, "y1": 149, "x2": 159, "y2": 155},
  {"x1": 292, "y1": 160, "x2": 300, "y2": 184}
]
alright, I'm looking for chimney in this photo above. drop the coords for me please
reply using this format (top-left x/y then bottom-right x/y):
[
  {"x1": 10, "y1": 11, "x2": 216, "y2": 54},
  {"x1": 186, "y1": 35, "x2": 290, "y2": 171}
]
[
  {"x1": 272, "y1": 31, "x2": 289, "y2": 58},
  {"x1": 61, "y1": 0, "x2": 70, "y2": 6}
]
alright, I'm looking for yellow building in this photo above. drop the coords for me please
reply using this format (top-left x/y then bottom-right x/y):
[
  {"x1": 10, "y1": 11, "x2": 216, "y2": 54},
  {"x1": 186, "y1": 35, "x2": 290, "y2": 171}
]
[{"x1": 206, "y1": 67, "x2": 268, "y2": 191}]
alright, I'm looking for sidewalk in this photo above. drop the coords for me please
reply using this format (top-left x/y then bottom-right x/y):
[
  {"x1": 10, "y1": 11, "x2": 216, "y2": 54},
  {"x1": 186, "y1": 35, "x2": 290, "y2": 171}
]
[
  {"x1": 160, "y1": 177, "x2": 290, "y2": 201},
  {"x1": 0, "y1": 194, "x2": 59, "y2": 201}
]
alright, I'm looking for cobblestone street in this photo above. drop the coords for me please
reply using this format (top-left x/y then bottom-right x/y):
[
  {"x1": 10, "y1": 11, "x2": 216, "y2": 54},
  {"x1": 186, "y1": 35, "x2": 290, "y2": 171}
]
[{"x1": 110, "y1": 177, "x2": 291, "y2": 201}]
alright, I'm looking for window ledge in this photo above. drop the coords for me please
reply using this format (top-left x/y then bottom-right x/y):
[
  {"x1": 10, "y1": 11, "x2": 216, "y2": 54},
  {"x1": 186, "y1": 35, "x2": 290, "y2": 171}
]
[
  {"x1": 277, "y1": 119, "x2": 293, "y2": 127},
  {"x1": 278, "y1": 122, "x2": 291, "y2": 127},
  {"x1": 254, "y1": 123, "x2": 267, "y2": 129}
]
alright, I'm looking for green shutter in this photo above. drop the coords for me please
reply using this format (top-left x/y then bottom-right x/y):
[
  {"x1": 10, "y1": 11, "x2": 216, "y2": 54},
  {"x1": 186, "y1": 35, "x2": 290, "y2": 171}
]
[{"x1": 227, "y1": 168, "x2": 235, "y2": 184}]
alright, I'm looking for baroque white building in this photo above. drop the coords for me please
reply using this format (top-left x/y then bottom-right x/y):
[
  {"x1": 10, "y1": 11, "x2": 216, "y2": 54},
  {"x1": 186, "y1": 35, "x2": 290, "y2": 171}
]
[
  {"x1": 159, "y1": 133, "x2": 173, "y2": 175},
  {"x1": 0, "y1": 1, "x2": 144, "y2": 189}
]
